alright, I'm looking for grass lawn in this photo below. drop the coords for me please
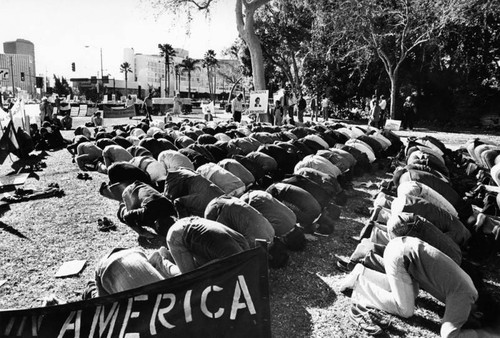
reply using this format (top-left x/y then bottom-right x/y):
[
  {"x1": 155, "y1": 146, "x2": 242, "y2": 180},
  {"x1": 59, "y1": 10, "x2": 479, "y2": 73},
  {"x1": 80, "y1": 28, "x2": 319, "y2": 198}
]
[{"x1": 1, "y1": 114, "x2": 499, "y2": 337}]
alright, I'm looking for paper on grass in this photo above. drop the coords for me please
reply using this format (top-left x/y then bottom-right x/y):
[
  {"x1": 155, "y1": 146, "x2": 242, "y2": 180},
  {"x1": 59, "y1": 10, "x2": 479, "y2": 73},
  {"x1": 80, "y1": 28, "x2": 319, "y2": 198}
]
[{"x1": 54, "y1": 260, "x2": 86, "y2": 278}]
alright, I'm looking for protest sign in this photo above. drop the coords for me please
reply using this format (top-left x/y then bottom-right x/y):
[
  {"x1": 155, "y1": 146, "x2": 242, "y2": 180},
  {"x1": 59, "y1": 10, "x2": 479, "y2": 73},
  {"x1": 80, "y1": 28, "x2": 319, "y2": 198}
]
[
  {"x1": 201, "y1": 101, "x2": 215, "y2": 118},
  {"x1": 70, "y1": 106, "x2": 80, "y2": 117},
  {"x1": 248, "y1": 90, "x2": 269, "y2": 116},
  {"x1": 384, "y1": 119, "x2": 402, "y2": 131},
  {"x1": 0, "y1": 246, "x2": 271, "y2": 338},
  {"x1": 78, "y1": 105, "x2": 88, "y2": 117},
  {"x1": 103, "y1": 105, "x2": 136, "y2": 118}
]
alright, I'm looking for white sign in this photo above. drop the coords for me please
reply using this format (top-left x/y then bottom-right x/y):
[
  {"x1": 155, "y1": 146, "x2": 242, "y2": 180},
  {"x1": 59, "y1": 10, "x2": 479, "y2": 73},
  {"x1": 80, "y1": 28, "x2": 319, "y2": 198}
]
[
  {"x1": 201, "y1": 101, "x2": 215, "y2": 116},
  {"x1": 384, "y1": 119, "x2": 402, "y2": 131},
  {"x1": 248, "y1": 90, "x2": 269, "y2": 115},
  {"x1": 79, "y1": 104, "x2": 88, "y2": 117},
  {"x1": 0, "y1": 69, "x2": 9, "y2": 80},
  {"x1": 70, "y1": 106, "x2": 80, "y2": 117}
]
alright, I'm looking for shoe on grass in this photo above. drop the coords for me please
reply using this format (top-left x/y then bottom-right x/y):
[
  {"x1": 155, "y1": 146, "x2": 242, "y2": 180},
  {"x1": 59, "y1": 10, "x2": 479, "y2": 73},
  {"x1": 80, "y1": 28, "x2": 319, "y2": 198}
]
[
  {"x1": 335, "y1": 256, "x2": 355, "y2": 272},
  {"x1": 354, "y1": 303, "x2": 392, "y2": 329},
  {"x1": 349, "y1": 303, "x2": 384, "y2": 336},
  {"x1": 339, "y1": 263, "x2": 364, "y2": 292}
]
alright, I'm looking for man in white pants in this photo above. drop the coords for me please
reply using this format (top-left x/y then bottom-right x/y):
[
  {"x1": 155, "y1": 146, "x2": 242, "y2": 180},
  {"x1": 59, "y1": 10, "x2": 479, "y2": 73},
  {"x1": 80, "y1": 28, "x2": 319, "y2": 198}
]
[{"x1": 341, "y1": 236, "x2": 497, "y2": 337}]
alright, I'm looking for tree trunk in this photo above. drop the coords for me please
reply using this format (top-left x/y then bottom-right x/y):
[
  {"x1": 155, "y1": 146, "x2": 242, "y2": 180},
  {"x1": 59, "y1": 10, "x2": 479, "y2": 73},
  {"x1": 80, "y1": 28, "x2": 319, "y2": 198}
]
[
  {"x1": 389, "y1": 72, "x2": 397, "y2": 119},
  {"x1": 213, "y1": 71, "x2": 217, "y2": 102},
  {"x1": 165, "y1": 61, "x2": 169, "y2": 97},
  {"x1": 188, "y1": 72, "x2": 191, "y2": 98},
  {"x1": 235, "y1": 0, "x2": 268, "y2": 90},
  {"x1": 125, "y1": 73, "x2": 128, "y2": 97},
  {"x1": 207, "y1": 68, "x2": 212, "y2": 100}
]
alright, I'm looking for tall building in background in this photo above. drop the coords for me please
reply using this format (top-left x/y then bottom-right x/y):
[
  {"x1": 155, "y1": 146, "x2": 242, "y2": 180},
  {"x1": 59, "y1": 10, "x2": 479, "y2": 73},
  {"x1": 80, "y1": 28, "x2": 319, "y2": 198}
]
[{"x1": 1, "y1": 39, "x2": 36, "y2": 95}]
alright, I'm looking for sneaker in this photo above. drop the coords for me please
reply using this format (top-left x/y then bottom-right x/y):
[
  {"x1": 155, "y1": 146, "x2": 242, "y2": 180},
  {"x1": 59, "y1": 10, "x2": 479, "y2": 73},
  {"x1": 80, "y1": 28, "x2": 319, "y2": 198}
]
[
  {"x1": 355, "y1": 303, "x2": 393, "y2": 329},
  {"x1": 335, "y1": 256, "x2": 354, "y2": 272},
  {"x1": 82, "y1": 280, "x2": 97, "y2": 300},
  {"x1": 349, "y1": 303, "x2": 384, "y2": 336},
  {"x1": 339, "y1": 263, "x2": 364, "y2": 292}
]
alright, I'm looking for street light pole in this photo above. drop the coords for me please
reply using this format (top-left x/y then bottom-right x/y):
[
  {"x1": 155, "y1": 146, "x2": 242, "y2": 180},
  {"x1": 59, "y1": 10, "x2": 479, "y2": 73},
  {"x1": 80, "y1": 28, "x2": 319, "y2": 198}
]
[
  {"x1": 85, "y1": 45, "x2": 104, "y2": 102},
  {"x1": 100, "y1": 48, "x2": 103, "y2": 83}
]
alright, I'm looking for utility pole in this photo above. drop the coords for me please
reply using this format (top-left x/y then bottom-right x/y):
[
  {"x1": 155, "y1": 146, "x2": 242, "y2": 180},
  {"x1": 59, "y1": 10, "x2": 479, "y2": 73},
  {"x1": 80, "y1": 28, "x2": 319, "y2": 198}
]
[
  {"x1": 9, "y1": 57, "x2": 15, "y2": 97},
  {"x1": 100, "y1": 48, "x2": 104, "y2": 103},
  {"x1": 28, "y1": 65, "x2": 33, "y2": 98}
]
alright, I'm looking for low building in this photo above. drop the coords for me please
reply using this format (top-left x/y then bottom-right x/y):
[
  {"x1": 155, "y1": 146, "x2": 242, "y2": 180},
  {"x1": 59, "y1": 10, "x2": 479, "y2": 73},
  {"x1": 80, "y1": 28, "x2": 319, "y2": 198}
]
[{"x1": 123, "y1": 48, "x2": 240, "y2": 99}]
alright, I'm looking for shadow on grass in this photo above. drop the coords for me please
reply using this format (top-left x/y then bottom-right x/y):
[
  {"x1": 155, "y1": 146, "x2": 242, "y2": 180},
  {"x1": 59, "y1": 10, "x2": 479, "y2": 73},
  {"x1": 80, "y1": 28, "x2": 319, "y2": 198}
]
[
  {"x1": 406, "y1": 313, "x2": 441, "y2": 334},
  {"x1": 0, "y1": 220, "x2": 30, "y2": 240},
  {"x1": 416, "y1": 296, "x2": 445, "y2": 318},
  {"x1": 270, "y1": 269, "x2": 337, "y2": 337}
]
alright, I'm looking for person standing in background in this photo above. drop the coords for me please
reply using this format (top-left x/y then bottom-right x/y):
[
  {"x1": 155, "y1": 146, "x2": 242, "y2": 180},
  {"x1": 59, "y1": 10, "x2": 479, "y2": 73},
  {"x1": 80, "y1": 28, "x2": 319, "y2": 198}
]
[
  {"x1": 273, "y1": 100, "x2": 284, "y2": 126},
  {"x1": 378, "y1": 95, "x2": 387, "y2": 129},
  {"x1": 142, "y1": 92, "x2": 154, "y2": 121},
  {"x1": 39, "y1": 97, "x2": 53, "y2": 122},
  {"x1": 321, "y1": 95, "x2": 330, "y2": 122},
  {"x1": 369, "y1": 95, "x2": 380, "y2": 128},
  {"x1": 173, "y1": 93, "x2": 182, "y2": 116},
  {"x1": 310, "y1": 96, "x2": 318, "y2": 122},
  {"x1": 231, "y1": 93, "x2": 244, "y2": 123},
  {"x1": 402, "y1": 96, "x2": 416, "y2": 130},
  {"x1": 297, "y1": 94, "x2": 307, "y2": 123}
]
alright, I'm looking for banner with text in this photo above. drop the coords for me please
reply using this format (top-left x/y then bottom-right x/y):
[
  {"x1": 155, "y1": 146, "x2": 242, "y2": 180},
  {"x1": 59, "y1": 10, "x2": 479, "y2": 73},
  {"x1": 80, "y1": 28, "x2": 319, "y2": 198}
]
[
  {"x1": 103, "y1": 105, "x2": 136, "y2": 118},
  {"x1": 0, "y1": 246, "x2": 271, "y2": 338}
]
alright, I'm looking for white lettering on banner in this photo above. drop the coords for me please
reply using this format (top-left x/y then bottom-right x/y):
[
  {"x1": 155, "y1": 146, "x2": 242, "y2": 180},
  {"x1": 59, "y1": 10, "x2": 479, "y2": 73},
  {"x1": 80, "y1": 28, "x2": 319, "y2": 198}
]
[
  {"x1": 183, "y1": 290, "x2": 193, "y2": 323},
  {"x1": 4, "y1": 317, "x2": 14, "y2": 336},
  {"x1": 119, "y1": 295, "x2": 148, "y2": 338},
  {"x1": 17, "y1": 316, "x2": 27, "y2": 336},
  {"x1": 1, "y1": 274, "x2": 261, "y2": 337},
  {"x1": 201, "y1": 286, "x2": 224, "y2": 319},
  {"x1": 56, "y1": 310, "x2": 82, "y2": 338},
  {"x1": 230, "y1": 276, "x2": 257, "y2": 320},
  {"x1": 31, "y1": 315, "x2": 43, "y2": 336},
  {"x1": 88, "y1": 302, "x2": 120, "y2": 338},
  {"x1": 155, "y1": 294, "x2": 176, "y2": 332}
]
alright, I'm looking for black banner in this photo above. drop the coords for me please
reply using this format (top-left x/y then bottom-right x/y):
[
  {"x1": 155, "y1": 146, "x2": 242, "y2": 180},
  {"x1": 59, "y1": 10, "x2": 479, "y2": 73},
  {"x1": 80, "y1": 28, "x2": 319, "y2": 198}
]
[
  {"x1": 103, "y1": 105, "x2": 136, "y2": 118},
  {"x1": 0, "y1": 246, "x2": 271, "y2": 338}
]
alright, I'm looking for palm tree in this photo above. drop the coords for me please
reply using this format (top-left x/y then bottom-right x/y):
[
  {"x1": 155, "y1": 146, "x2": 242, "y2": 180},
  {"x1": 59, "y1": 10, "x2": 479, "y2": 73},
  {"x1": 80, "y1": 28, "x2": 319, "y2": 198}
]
[
  {"x1": 202, "y1": 49, "x2": 219, "y2": 102},
  {"x1": 158, "y1": 43, "x2": 176, "y2": 97},
  {"x1": 178, "y1": 57, "x2": 201, "y2": 99},
  {"x1": 174, "y1": 64, "x2": 181, "y2": 93},
  {"x1": 119, "y1": 62, "x2": 133, "y2": 97}
]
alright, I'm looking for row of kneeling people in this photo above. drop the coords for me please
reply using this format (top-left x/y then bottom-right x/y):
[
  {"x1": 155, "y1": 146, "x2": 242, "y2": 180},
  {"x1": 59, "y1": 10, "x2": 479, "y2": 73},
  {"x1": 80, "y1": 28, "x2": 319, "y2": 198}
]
[
  {"x1": 70, "y1": 119, "x2": 403, "y2": 298},
  {"x1": 338, "y1": 135, "x2": 500, "y2": 336}
]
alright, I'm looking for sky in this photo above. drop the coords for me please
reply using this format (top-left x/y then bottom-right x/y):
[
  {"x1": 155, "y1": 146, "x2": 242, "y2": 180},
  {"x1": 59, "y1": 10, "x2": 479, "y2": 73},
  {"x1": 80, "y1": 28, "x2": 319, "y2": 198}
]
[{"x1": 0, "y1": 0, "x2": 238, "y2": 81}]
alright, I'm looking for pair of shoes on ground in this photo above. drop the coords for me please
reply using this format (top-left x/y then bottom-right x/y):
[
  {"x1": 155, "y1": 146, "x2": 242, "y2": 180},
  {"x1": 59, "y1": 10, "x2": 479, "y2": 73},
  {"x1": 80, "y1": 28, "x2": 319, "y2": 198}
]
[
  {"x1": 97, "y1": 217, "x2": 116, "y2": 232},
  {"x1": 335, "y1": 255, "x2": 355, "y2": 273},
  {"x1": 77, "y1": 173, "x2": 92, "y2": 180},
  {"x1": 349, "y1": 303, "x2": 392, "y2": 335}
]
